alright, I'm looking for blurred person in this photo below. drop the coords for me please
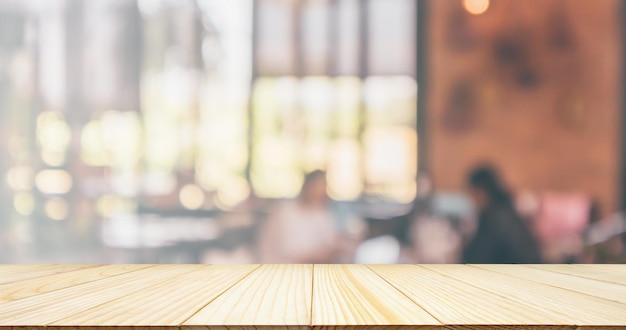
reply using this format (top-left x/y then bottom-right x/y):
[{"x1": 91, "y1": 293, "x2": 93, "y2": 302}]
[
  {"x1": 462, "y1": 165, "x2": 542, "y2": 264},
  {"x1": 410, "y1": 214, "x2": 462, "y2": 263},
  {"x1": 403, "y1": 174, "x2": 464, "y2": 263},
  {"x1": 257, "y1": 170, "x2": 339, "y2": 263}
]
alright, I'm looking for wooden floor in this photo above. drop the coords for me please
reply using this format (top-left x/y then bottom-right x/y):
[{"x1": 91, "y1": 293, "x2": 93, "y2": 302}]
[{"x1": 0, "y1": 264, "x2": 625, "y2": 329}]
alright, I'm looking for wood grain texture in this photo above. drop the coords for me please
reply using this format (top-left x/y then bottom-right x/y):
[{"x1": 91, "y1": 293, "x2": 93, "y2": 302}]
[
  {"x1": 0, "y1": 264, "x2": 625, "y2": 329},
  {"x1": 184, "y1": 264, "x2": 312, "y2": 327},
  {"x1": 369, "y1": 264, "x2": 574, "y2": 325},
  {"x1": 422, "y1": 265, "x2": 626, "y2": 326},
  {"x1": 0, "y1": 264, "x2": 98, "y2": 285},
  {"x1": 472, "y1": 264, "x2": 626, "y2": 305},
  {"x1": 52, "y1": 264, "x2": 259, "y2": 326},
  {"x1": 0, "y1": 264, "x2": 152, "y2": 303},
  {"x1": 312, "y1": 264, "x2": 440, "y2": 327},
  {"x1": 527, "y1": 264, "x2": 626, "y2": 285},
  {"x1": 0, "y1": 265, "x2": 194, "y2": 325},
  {"x1": 578, "y1": 264, "x2": 626, "y2": 273},
  {"x1": 182, "y1": 327, "x2": 309, "y2": 330}
]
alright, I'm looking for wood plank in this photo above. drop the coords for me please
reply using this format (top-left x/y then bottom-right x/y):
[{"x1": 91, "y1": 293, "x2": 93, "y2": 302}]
[
  {"x1": 310, "y1": 327, "x2": 442, "y2": 330},
  {"x1": 0, "y1": 265, "x2": 200, "y2": 325},
  {"x1": 444, "y1": 327, "x2": 576, "y2": 330},
  {"x1": 52, "y1": 265, "x2": 259, "y2": 326},
  {"x1": 578, "y1": 264, "x2": 626, "y2": 274},
  {"x1": 182, "y1": 327, "x2": 308, "y2": 330},
  {"x1": 369, "y1": 264, "x2": 577, "y2": 326},
  {"x1": 0, "y1": 264, "x2": 98, "y2": 285},
  {"x1": 472, "y1": 264, "x2": 626, "y2": 305},
  {"x1": 184, "y1": 264, "x2": 312, "y2": 328},
  {"x1": 0, "y1": 265, "x2": 624, "y2": 328},
  {"x1": 527, "y1": 264, "x2": 626, "y2": 285},
  {"x1": 311, "y1": 264, "x2": 440, "y2": 327},
  {"x1": 423, "y1": 265, "x2": 626, "y2": 326},
  {"x1": 0, "y1": 264, "x2": 52, "y2": 274},
  {"x1": 0, "y1": 264, "x2": 153, "y2": 303}
]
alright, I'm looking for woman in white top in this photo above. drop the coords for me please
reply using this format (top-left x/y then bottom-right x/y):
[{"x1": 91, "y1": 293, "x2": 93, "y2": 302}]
[{"x1": 257, "y1": 170, "x2": 339, "y2": 263}]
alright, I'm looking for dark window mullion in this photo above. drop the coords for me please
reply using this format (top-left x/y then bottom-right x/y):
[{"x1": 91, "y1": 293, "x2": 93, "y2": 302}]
[{"x1": 358, "y1": 0, "x2": 369, "y2": 194}]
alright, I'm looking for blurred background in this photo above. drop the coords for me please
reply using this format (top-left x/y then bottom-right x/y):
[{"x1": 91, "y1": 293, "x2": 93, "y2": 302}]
[{"x1": 0, "y1": 0, "x2": 624, "y2": 264}]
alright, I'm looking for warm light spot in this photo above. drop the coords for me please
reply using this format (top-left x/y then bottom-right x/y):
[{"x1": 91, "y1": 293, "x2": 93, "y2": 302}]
[
  {"x1": 37, "y1": 111, "x2": 71, "y2": 152},
  {"x1": 179, "y1": 184, "x2": 205, "y2": 210},
  {"x1": 41, "y1": 150, "x2": 66, "y2": 167},
  {"x1": 364, "y1": 127, "x2": 417, "y2": 183},
  {"x1": 143, "y1": 111, "x2": 180, "y2": 169},
  {"x1": 251, "y1": 139, "x2": 303, "y2": 198},
  {"x1": 6, "y1": 166, "x2": 34, "y2": 191},
  {"x1": 100, "y1": 110, "x2": 143, "y2": 167},
  {"x1": 81, "y1": 120, "x2": 110, "y2": 166},
  {"x1": 14, "y1": 192, "x2": 35, "y2": 216},
  {"x1": 35, "y1": 169, "x2": 73, "y2": 194},
  {"x1": 45, "y1": 197, "x2": 69, "y2": 220},
  {"x1": 364, "y1": 126, "x2": 417, "y2": 202},
  {"x1": 97, "y1": 195, "x2": 118, "y2": 217},
  {"x1": 97, "y1": 195, "x2": 137, "y2": 217},
  {"x1": 327, "y1": 139, "x2": 363, "y2": 201},
  {"x1": 216, "y1": 177, "x2": 250, "y2": 209},
  {"x1": 463, "y1": 0, "x2": 489, "y2": 15},
  {"x1": 335, "y1": 76, "x2": 361, "y2": 137}
]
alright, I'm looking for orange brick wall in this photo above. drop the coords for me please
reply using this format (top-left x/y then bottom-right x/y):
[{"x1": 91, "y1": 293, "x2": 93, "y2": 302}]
[{"x1": 425, "y1": 0, "x2": 623, "y2": 216}]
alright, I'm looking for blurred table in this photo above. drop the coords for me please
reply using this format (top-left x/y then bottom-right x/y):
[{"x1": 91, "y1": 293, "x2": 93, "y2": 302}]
[{"x1": 0, "y1": 264, "x2": 625, "y2": 328}]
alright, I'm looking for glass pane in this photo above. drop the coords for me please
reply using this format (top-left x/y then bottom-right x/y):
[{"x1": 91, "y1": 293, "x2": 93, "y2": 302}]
[
  {"x1": 335, "y1": 0, "x2": 360, "y2": 75},
  {"x1": 256, "y1": 0, "x2": 297, "y2": 75},
  {"x1": 251, "y1": 77, "x2": 303, "y2": 198},
  {"x1": 364, "y1": 126, "x2": 417, "y2": 202},
  {"x1": 301, "y1": 0, "x2": 330, "y2": 75},
  {"x1": 364, "y1": 75, "x2": 417, "y2": 127},
  {"x1": 368, "y1": 0, "x2": 416, "y2": 75},
  {"x1": 334, "y1": 76, "x2": 361, "y2": 137},
  {"x1": 327, "y1": 138, "x2": 363, "y2": 200},
  {"x1": 363, "y1": 75, "x2": 418, "y2": 202},
  {"x1": 300, "y1": 76, "x2": 334, "y2": 172}
]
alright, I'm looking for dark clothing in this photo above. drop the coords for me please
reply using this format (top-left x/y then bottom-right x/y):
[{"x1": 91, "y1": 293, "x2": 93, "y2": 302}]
[{"x1": 462, "y1": 203, "x2": 542, "y2": 264}]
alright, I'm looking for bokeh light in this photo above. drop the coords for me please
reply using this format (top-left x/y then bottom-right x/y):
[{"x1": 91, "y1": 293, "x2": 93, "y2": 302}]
[
  {"x1": 463, "y1": 0, "x2": 489, "y2": 15},
  {"x1": 14, "y1": 192, "x2": 35, "y2": 216},
  {"x1": 35, "y1": 170, "x2": 73, "y2": 195},
  {"x1": 45, "y1": 198, "x2": 69, "y2": 221},
  {"x1": 179, "y1": 184, "x2": 205, "y2": 210}
]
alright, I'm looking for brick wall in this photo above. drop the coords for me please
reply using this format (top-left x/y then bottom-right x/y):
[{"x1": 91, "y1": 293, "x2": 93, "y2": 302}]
[{"x1": 425, "y1": 0, "x2": 623, "y2": 216}]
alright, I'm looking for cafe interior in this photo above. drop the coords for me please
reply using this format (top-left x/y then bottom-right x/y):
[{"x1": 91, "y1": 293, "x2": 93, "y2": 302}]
[{"x1": 0, "y1": 0, "x2": 624, "y2": 264}]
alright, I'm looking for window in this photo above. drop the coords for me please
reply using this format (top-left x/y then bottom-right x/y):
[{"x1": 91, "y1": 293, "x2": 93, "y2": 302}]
[{"x1": 251, "y1": 0, "x2": 418, "y2": 202}]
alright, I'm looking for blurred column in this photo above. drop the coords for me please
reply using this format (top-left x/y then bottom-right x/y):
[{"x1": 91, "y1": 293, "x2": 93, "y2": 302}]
[
  {"x1": 65, "y1": 0, "x2": 97, "y2": 248},
  {"x1": 0, "y1": 5, "x2": 27, "y2": 261},
  {"x1": 83, "y1": 0, "x2": 142, "y2": 112}
]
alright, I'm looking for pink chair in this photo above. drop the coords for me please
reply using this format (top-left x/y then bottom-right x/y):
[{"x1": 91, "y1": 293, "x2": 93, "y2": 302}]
[{"x1": 533, "y1": 192, "x2": 591, "y2": 262}]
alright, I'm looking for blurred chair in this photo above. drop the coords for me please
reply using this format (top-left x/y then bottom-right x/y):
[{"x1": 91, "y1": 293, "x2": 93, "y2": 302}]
[
  {"x1": 353, "y1": 235, "x2": 400, "y2": 264},
  {"x1": 584, "y1": 211, "x2": 626, "y2": 246},
  {"x1": 579, "y1": 212, "x2": 626, "y2": 263}
]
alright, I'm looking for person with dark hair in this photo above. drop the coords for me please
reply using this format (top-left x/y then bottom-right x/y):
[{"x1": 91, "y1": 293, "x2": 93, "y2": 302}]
[
  {"x1": 462, "y1": 165, "x2": 542, "y2": 264},
  {"x1": 257, "y1": 170, "x2": 339, "y2": 263}
]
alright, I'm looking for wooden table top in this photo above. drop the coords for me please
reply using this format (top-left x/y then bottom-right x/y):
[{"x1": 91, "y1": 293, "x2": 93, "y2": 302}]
[{"x1": 0, "y1": 264, "x2": 625, "y2": 329}]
